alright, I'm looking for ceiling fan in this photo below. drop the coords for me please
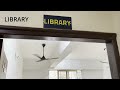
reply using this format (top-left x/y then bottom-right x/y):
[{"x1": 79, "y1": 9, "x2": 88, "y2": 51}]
[
  {"x1": 99, "y1": 61, "x2": 108, "y2": 63},
  {"x1": 33, "y1": 44, "x2": 59, "y2": 62}
]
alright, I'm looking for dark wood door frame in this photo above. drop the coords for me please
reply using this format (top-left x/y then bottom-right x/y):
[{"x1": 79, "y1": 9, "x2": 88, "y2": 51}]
[{"x1": 0, "y1": 25, "x2": 119, "y2": 79}]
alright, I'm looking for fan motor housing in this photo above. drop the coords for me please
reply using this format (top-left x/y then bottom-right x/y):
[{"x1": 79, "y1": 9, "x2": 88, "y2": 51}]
[{"x1": 42, "y1": 44, "x2": 46, "y2": 47}]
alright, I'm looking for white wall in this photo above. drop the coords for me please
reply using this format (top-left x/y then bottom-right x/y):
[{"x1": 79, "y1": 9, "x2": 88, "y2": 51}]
[
  {"x1": 103, "y1": 63, "x2": 112, "y2": 79},
  {"x1": 0, "y1": 45, "x2": 3, "y2": 79},
  {"x1": 3, "y1": 39, "x2": 23, "y2": 79},
  {"x1": 23, "y1": 69, "x2": 49, "y2": 79},
  {"x1": 23, "y1": 59, "x2": 51, "y2": 79},
  {"x1": 55, "y1": 59, "x2": 102, "y2": 70},
  {"x1": 81, "y1": 70, "x2": 103, "y2": 79},
  {"x1": 0, "y1": 11, "x2": 113, "y2": 32},
  {"x1": 0, "y1": 45, "x2": 6, "y2": 79}
]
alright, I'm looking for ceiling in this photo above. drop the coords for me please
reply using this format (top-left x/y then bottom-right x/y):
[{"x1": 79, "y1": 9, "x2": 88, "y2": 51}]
[{"x1": 16, "y1": 39, "x2": 108, "y2": 70}]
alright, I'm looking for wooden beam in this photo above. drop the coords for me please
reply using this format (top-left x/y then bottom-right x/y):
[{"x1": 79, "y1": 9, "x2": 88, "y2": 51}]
[
  {"x1": 0, "y1": 39, "x2": 3, "y2": 58},
  {"x1": 106, "y1": 37, "x2": 120, "y2": 79}
]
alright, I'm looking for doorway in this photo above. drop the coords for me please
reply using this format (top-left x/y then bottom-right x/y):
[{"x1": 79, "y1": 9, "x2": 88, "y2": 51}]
[{"x1": 0, "y1": 25, "x2": 119, "y2": 79}]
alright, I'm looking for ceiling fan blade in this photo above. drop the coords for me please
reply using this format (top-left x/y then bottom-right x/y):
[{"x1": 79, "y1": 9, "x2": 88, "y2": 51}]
[
  {"x1": 36, "y1": 60, "x2": 44, "y2": 62},
  {"x1": 100, "y1": 61, "x2": 108, "y2": 63},
  {"x1": 33, "y1": 54, "x2": 42, "y2": 59},
  {"x1": 46, "y1": 57, "x2": 59, "y2": 60}
]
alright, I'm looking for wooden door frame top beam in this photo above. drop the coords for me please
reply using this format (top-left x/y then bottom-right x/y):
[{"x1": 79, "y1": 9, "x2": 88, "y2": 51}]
[{"x1": 0, "y1": 25, "x2": 116, "y2": 40}]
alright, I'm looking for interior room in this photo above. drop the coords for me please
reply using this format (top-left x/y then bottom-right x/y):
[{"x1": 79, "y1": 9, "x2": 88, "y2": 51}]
[
  {"x1": 0, "y1": 11, "x2": 120, "y2": 79},
  {"x1": 0, "y1": 39, "x2": 112, "y2": 79}
]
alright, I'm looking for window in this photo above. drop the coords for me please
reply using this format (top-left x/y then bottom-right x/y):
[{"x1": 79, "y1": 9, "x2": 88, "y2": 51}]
[
  {"x1": 49, "y1": 70, "x2": 58, "y2": 79},
  {"x1": 68, "y1": 71, "x2": 77, "y2": 79},
  {"x1": 49, "y1": 70, "x2": 82, "y2": 79},
  {"x1": 58, "y1": 71, "x2": 67, "y2": 79}
]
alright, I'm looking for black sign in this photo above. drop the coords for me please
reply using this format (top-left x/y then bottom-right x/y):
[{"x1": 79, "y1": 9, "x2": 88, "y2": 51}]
[{"x1": 43, "y1": 15, "x2": 72, "y2": 29}]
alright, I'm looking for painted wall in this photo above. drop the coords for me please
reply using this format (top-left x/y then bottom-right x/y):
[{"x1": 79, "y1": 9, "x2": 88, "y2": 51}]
[
  {"x1": 23, "y1": 59, "x2": 51, "y2": 79},
  {"x1": 112, "y1": 12, "x2": 120, "y2": 52},
  {"x1": 23, "y1": 69, "x2": 49, "y2": 79},
  {"x1": 3, "y1": 39, "x2": 23, "y2": 79},
  {"x1": 0, "y1": 11, "x2": 113, "y2": 32},
  {"x1": 0, "y1": 45, "x2": 6, "y2": 79},
  {"x1": 81, "y1": 70, "x2": 103, "y2": 79},
  {"x1": 0, "y1": 46, "x2": 3, "y2": 79}
]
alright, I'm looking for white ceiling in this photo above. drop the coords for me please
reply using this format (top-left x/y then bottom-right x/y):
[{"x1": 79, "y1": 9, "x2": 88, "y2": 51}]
[
  {"x1": 64, "y1": 42, "x2": 108, "y2": 61},
  {"x1": 16, "y1": 39, "x2": 108, "y2": 70},
  {"x1": 18, "y1": 39, "x2": 61, "y2": 60}
]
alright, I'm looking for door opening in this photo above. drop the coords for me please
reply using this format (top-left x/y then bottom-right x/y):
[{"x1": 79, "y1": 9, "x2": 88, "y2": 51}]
[{"x1": 0, "y1": 25, "x2": 119, "y2": 79}]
